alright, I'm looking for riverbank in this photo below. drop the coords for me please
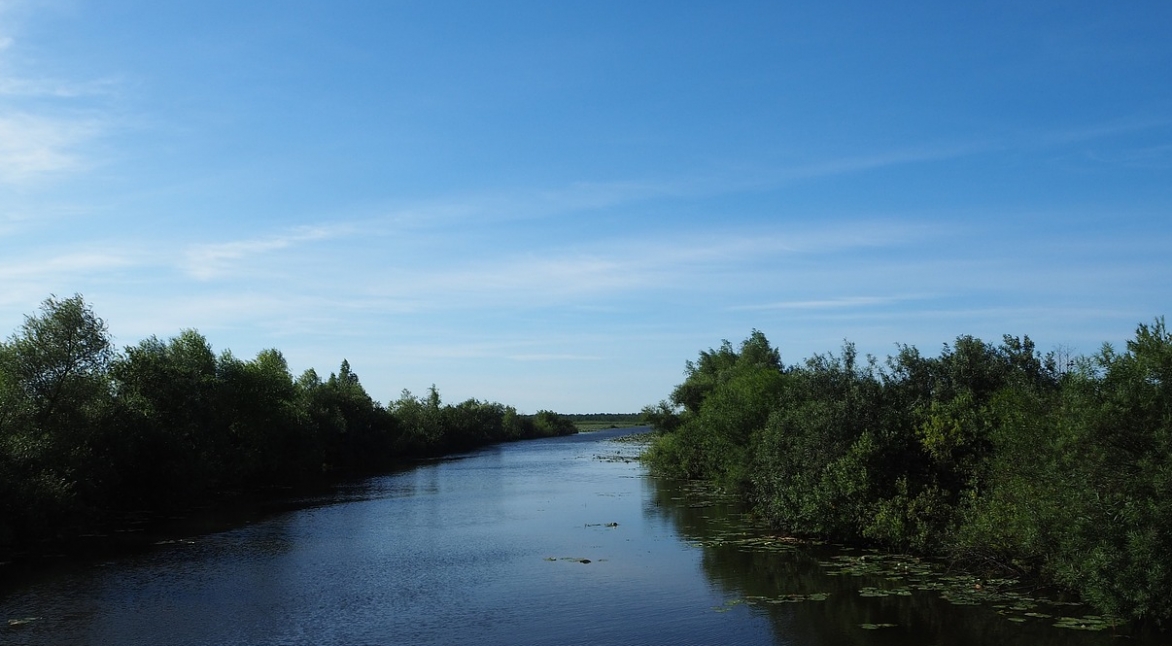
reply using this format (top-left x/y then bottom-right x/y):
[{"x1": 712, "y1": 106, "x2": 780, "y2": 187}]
[
  {"x1": 0, "y1": 295, "x2": 579, "y2": 562},
  {"x1": 642, "y1": 323, "x2": 1172, "y2": 626}
]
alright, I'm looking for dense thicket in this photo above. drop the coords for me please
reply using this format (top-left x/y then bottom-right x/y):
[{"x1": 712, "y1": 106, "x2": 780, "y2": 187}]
[
  {"x1": 0, "y1": 295, "x2": 575, "y2": 556},
  {"x1": 642, "y1": 322, "x2": 1172, "y2": 624}
]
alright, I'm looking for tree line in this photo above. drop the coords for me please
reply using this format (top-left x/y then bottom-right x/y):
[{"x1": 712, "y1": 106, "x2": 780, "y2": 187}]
[
  {"x1": 0, "y1": 295, "x2": 576, "y2": 557},
  {"x1": 641, "y1": 321, "x2": 1172, "y2": 625}
]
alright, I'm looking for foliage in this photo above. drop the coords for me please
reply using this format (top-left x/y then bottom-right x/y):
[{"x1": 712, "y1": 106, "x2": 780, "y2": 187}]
[
  {"x1": 0, "y1": 295, "x2": 576, "y2": 557},
  {"x1": 643, "y1": 320, "x2": 1172, "y2": 624}
]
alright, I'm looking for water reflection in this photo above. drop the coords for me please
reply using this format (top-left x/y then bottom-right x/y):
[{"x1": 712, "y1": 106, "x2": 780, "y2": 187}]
[
  {"x1": 646, "y1": 476, "x2": 1163, "y2": 646},
  {"x1": 1, "y1": 429, "x2": 1166, "y2": 646}
]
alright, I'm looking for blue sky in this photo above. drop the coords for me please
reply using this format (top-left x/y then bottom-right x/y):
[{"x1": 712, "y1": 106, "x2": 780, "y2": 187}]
[{"x1": 1, "y1": 1, "x2": 1169, "y2": 413}]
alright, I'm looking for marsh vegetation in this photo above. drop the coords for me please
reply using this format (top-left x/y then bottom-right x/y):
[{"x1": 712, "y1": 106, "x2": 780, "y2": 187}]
[{"x1": 642, "y1": 321, "x2": 1172, "y2": 626}]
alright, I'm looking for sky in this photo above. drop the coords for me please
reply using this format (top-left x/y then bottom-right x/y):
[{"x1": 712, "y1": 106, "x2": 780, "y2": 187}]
[{"x1": 1, "y1": 1, "x2": 1170, "y2": 413}]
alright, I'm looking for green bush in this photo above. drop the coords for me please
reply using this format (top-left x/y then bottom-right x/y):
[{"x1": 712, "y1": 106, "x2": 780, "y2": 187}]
[{"x1": 644, "y1": 320, "x2": 1172, "y2": 623}]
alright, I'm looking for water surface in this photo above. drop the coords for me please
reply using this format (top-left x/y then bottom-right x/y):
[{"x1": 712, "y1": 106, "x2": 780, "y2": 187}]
[{"x1": 0, "y1": 428, "x2": 1163, "y2": 645}]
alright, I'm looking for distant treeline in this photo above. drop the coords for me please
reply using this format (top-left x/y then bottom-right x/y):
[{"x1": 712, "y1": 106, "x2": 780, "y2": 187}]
[
  {"x1": 559, "y1": 413, "x2": 643, "y2": 429},
  {"x1": 0, "y1": 295, "x2": 576, "y2": 557},
  {"x1": 641, "y1": 322, "x2": 1172, "y2": 624},
  {"x1": 559, "y1": 413, "x2": 642, "y2": 422}
]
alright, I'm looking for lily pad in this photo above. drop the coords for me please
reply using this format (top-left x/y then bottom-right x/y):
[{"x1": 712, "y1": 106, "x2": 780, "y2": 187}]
[
  {"x1": 713, "y1": 599, "x2": 744, "y2": 612},
  {"x1": 1053, "y1": 616, "x2": 1113, "y2": 631},
  {"x1": 748, "y1": 592, "x2": 831, "y2": 604}
]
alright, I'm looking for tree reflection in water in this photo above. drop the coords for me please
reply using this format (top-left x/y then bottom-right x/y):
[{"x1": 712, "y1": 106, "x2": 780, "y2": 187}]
[{"x1": 644, "y1": 476, "x2": 1163, "y2": 646}]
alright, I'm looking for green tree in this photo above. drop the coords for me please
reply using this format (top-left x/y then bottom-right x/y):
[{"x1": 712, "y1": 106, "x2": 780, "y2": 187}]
[
  {"x1": 0, "y1": 295, "x2": 115, "y2": 544},
  {"x1": 647, "y1": 331, "x2": 785, "y2": 484},
  {"x1": 306, "y1": 360, "x2": 396, "y2": 470},
  {"x1": 108, "y1": 330, "x2": 222, "y2": 506},
  {"x1": 6, "y1": 294, "x2": 113, "y2": 429}
]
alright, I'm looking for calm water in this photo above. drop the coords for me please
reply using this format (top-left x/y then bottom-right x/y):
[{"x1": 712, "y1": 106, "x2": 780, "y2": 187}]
[{"x1": 0, "y1": 428, "x2": 1164, "y2": 645}]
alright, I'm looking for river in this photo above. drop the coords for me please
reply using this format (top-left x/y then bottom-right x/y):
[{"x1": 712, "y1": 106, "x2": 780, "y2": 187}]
[{"x1": 0, "y1": 427, "x2": 1163, "y2": 645}]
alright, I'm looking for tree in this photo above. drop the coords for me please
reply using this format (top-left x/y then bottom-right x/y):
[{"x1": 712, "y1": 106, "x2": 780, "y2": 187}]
[
  {"x1": 0, "y1": 294, "x2": 114, "y2": 543},
  {"x1": 107, "y1": 330, "x2": 222, "y2": 505},
  {"x1": 6, "y1": 294, "x2": 113, "y2": 428}
]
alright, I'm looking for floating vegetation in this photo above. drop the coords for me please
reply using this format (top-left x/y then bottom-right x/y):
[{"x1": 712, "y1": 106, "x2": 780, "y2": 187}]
[
  {"x1": 1052, "y1": 615, "x2": 1114, "y2": 631},
  {"x1": 701, "y1": 536, "x2": 793, "y2": 551},
  {"x1": 713, "y1": 599, "x2": 745, "y2": 613},
  {"x1": 672, "y1": 481, "x2": 740, "y2": 509},
  {"x1": 814, "y1": 552, "x2": 1118, "y2": 626},
  {"x1": 594, "y1": 435, "x2": 653, "y2": 462},
  {"x1": 744, "y1": 592, "x2": 831, "y2": 604},
  {"x1": 858, "y1": 586, "x2": 912, "y2": 598},
  {"x1": 593, "y1": 451, "x2": 639, "y2": 464},
  {"x1": 821, "y1": 552, "x2": 933, "y2": 579},
  {"x1": 691, "y1": 532, "x2": 821, "y2": 553},
  {"x1": 672, "y1": 475, "x2": 1125, "y2": 631},
  {"x1": 607, "y1": 433, "x2": 655, "y2": 446},
  {"x1": 153, "y1": 538, "x2": 196, "y2": 546}
]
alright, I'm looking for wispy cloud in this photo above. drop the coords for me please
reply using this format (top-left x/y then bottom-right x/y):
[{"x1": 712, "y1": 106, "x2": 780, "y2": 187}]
[
  {"x1": 1033, "y1": 116, "x2": 1171, "y2": 148},
  {"x1": 777, "y1": 143, "x2": 994, "y2": 183},
  {"x1": 507, "y1": 353, "x2": 603, "y2": 362},
  {"x1": 0, "y1": 112, "x2": 101, "y2": 183},
  {"x1": 1084, "y1": 143, "x2": 1172, "y2": 170},
  {"x1": 0, "y1": 248, "x2": 137, "y2": 281},
  {"x1": 756, "y1": 117, "x2": 1172, "y2": 189},
  {"x1": 731, "y1": 296, "x2": 922, "y2": 311},
  {"x1": 0, "y1": 17, "x2": 116, "y2": 185},
  {"x1": 370, "y1": 178, "x2": 695, "y2": 232},
  {"x1": 355, "y1": 116, "x2": 1167, "y2": 236},
  {"x1": 360, "y1": 220, "x2": 945, "y2": 311},
  {"x1": 182, "y1": 225, "x2": 353, "y2": 280},
  {"x1": 0, "y1": 247, "x2": 143, "y2": 316},
  {"x1": 0, "y1": 75, "x2": 119, "y2": 98}
]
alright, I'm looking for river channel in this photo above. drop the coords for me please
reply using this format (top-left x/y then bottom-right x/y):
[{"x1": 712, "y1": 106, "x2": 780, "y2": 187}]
[{"x1": 0, "y1": 427, "x2": 1165, "y2": 645}]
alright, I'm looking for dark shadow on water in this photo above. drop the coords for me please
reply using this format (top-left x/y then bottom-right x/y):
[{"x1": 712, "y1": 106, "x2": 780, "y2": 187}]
[{"x1": 645, "y1": 476, "x2": 1166, "y2": 646}]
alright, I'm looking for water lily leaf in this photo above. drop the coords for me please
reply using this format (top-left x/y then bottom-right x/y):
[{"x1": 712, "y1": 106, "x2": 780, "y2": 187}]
[
  {"x1": 860, "y1": 623, "x2": 898, "y2": 630},
  {"x1": 859, "y1": 587, "x2": 891, "y2": 597},
  {"x1": 1053, "y1": 616, "x2": 1113, "y2": 631}
]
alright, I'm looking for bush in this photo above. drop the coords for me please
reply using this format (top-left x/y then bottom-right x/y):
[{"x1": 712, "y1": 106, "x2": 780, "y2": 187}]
[{"x1": 645, "y1": 321, "x2": 1172, "y2": 623}]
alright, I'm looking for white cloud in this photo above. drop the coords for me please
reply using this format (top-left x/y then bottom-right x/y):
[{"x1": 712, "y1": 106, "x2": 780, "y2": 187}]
[
  {"x1": 353, "y1": 220, "x2": 942, "y2": 312},
  {"x1": 0, "y1": 75, "x2": 119, "y2": 98},
  {"x1": 0, "y1": 247, "x2": 143, "y2": 321},
  {"x1": 0, "y1": 248, "x2": 136, "y2": 282},
  {"x1": 731, "y1": 296, "x2": 920, "y2": 311},
  {"x1": 0, "y1": 9, "x2": 118, "y2": 186},
  {"x1": 182, "y1": 225, "x2": 351, "y2": 280},
  {"x1": 778, "y1": 142, "x2": 994, "y2": 182},
  {"x1": 0, "y1": 112, "x2": 100, "y2": 183}
]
